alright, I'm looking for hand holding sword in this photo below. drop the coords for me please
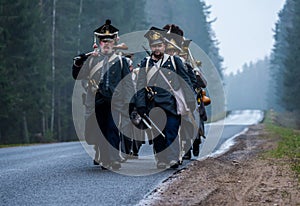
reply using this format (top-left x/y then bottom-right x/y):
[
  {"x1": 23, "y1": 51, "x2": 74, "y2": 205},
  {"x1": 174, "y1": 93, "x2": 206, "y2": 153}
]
[
  {"x1": 132, "y1": 107, "x2": 165, "y2": 138},
  {"x1": 142, "y1": 114, "x2": 165, "y2": 138},
  {"x1": 73, "y1": 51, "x2": 95, "y2": 61}
]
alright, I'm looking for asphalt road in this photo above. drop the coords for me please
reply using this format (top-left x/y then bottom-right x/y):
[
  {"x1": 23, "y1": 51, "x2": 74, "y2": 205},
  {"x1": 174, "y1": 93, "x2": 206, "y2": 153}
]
[
  {"x1": 0, "y1": 110, "x2": 263, "y2": 206},
  {"x1": 0, "y1": 142, "x2": 177, "y2": 206}
]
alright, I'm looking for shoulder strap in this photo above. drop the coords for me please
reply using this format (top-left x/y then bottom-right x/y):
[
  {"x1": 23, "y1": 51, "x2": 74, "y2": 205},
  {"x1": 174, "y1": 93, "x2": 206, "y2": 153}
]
[
  {"x1": 146, "y1": 55, "x2": 175, "y2": 83},
  {"x1": 158, "y1": 70, "x2": 176, "y2": 93},
  {"x1": 170, "y1": 55, "x2": 176, "y2": 71},
  {"x1": 88, "y1": 53, "x2": 118, "y2": 79},
  {"x1": 145, "y1": 57, "x2": 151, "y2": 73},
  {"x1": 161, "y1": 54, "x2": 170, "y2": 66},
  {"x1": 146, "y1": 57, "x2": 161, "y2": 84},
  {"x1": 118, "y1": 55, "x2": 123, "y2": 69}
]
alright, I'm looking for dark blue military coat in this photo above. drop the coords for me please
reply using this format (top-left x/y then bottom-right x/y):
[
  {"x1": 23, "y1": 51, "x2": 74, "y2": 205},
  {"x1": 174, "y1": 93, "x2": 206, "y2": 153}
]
[
  {"x1": 72, "y1": 53, "x2": 134, "y2": 115},
  {"x1": 136, "y1": 54, "x2": 194, "y2": 115}
]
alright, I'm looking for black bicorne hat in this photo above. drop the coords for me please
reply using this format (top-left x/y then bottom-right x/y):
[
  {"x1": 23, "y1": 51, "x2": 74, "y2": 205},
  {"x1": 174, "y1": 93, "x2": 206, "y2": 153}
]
[
  {"x1": 163, "y1": 24, "x2": 184, "y2": 51},
  {"x1": 180, "y1": 39, "x2": 192, "y2": 55},
  {"x1": 163, "y1": 24, "x2": 184, "y2": 36},
  {"x1": 94, "y1": 19, "x2": 119, "y2": 40},
  {"x1": 144, "y1": 27, "x2": 166, "y2": 46}
]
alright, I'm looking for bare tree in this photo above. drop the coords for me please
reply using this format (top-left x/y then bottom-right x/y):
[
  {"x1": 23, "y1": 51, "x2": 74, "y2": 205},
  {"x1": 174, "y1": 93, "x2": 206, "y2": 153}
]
[
  {"x1": 77, "y1": 0, "x2": 83, "y2": 54},
  {"x1": 50, "y1": 0, "x2": 57, "y2": 133}
]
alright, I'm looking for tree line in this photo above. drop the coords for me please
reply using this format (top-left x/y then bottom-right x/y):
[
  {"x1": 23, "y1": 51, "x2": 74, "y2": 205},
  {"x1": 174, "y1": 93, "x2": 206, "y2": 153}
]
[
  {"x1": 224, "y1": 0, "x2": 300, "y2": 127},
  {"x1": 225, "y1": 57, "x2": 270, "y2": 111},
  {"x1": 0, "y1": 0, "x2": 223, "y2": 144},
  {"x1": 269, "y1": 0, "x2": 300, "y2": 126}
]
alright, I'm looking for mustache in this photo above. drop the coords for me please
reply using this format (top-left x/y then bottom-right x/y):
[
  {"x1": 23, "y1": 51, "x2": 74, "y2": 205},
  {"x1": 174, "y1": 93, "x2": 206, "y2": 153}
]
[{"x1": 152, "y1": 52, "x2": 163, "y2": 59}]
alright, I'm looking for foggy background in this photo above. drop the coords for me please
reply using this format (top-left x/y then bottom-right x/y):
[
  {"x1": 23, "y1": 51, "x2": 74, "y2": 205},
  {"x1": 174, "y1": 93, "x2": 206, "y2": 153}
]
[{"x1": 1, "y1": 0, "x2": 299, "y2": 144}]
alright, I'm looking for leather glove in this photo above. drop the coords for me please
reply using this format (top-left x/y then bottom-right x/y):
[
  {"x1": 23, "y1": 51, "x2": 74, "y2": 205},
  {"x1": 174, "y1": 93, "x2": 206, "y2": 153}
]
[
  {"x1": 73, "y1": 53, "x2": 88, "y2": 66},
  {"x1": 136, "y1": 107, "x2": 147, "y2": 117},
  {"x1": 130, "y1": 110, "x2": 142, "y2": 126}
]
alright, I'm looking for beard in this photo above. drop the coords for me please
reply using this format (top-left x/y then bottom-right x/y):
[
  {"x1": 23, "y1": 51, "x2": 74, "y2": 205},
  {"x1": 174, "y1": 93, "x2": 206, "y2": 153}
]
[
  {"x1": 101, "y1": 46, "x2": 113, "y2": 54},
  {"x1": 152, "y1": 51, "x2": 164, "y2": 59}
]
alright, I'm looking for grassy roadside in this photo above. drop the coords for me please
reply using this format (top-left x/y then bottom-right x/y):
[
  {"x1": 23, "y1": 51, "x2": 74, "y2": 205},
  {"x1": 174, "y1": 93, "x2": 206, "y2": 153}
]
[
  {"x1": 264, "y1": 111, "x2": 300, "y2": 179},
  {"x1": 0, "y1": 143, "x2": 43, "y2": 148}
]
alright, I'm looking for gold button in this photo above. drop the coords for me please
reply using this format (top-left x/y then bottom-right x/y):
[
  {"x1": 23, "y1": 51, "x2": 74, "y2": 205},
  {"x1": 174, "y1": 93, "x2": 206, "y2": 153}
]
[
  {"x1": 154, "y1": 83, "x2": 157, "y2": 86},
  {"x1": 168, "y1": 71, "x2": 171, "y2": 75},
  {"x1": 169, "y1": 80, "x2": 172, "y2": 84},
  {"x1": 168, "y1": 65, "x2": 171, "y2": 67}
]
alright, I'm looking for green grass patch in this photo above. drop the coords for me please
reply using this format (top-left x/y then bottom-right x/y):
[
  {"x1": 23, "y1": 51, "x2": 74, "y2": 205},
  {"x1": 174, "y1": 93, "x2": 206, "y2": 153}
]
[
  {"x1": 0, "y1": 143, "x2": 40, "y2": 148},
  {"x1": 265, "y1": 111, "x2": 300, "y2": 177}
]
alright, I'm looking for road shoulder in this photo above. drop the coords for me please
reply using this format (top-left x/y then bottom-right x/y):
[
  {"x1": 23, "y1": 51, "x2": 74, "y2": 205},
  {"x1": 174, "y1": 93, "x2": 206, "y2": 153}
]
[{"x1": 139, "y1": 124, "x2": 300, "y2": 205}]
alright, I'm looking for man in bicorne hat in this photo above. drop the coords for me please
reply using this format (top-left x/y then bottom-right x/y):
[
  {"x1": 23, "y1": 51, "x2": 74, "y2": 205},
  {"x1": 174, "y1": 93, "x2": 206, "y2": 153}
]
[
  {"x1": 135, "y1": 27, "x2": 195, "y2": 169},
  {"x1": 179, "y1": 38, "x2": 209, "y2": 158},
  {"x1": 162, "y1": 24, "x2": 183, "y2": 56},
  {"x1": 162, "y1": 24, "x2": 195, "y2": 161},
  {"x1": 163, "y1": 24, "x2": 198, "y2": 92},
  {"x1": 162, "y1": 24, "x2": 209, "y2": 160},
  {"x1": 72, "y1": 19, "x2": 134, "y2": 170}
]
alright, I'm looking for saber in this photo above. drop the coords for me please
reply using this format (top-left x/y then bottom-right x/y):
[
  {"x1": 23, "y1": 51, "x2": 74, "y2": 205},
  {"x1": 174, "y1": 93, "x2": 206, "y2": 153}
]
[
  {"x1": 182, "y1": 36, "x2": 201, "y2": 69},
  {"x1": 73, "y1": 43, "x2": 128, "y2": 61},
  {"x1": 73, "y1": 51, "x2": 96, "y2": 60},
  {"x1": 185, "y1": 44, "x2": 208, "y2": 87},
  {"x1": 163, "y1": 37, "x2": 183, "y2": 52},
  {"x1": 141, "y1": 118, "x2": 152, "y2": 129},
  {"x1": 143, "y1": 114, "x2": 165, "y2": 138},
  {"x1": 113, "y1": 43, "x2": 128, "y2": 50},
  {"x1": 142, "y1": 46, "x2": 151, "y2": 56}
]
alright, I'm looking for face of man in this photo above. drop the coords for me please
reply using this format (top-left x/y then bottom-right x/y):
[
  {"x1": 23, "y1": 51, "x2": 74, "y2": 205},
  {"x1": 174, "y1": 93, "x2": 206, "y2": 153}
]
[
  {"x1": 150, "y1": 43, "x2": 165, "y2": 59},
  {"x1": 165, "y1": 48, "x2": 178, "y2": 56},
  {"x1": 100, "y1": 39, "x2": 115, "y2": 54},
  {"x1": 179, "y1": 53, "x2": 188, "y2": 61}
]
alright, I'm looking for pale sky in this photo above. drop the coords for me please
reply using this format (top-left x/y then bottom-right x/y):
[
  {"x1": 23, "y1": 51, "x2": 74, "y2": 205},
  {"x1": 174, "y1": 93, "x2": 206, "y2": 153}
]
[{"x1": 204, "y1": 0, "x2": 286, "y2": 75}]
